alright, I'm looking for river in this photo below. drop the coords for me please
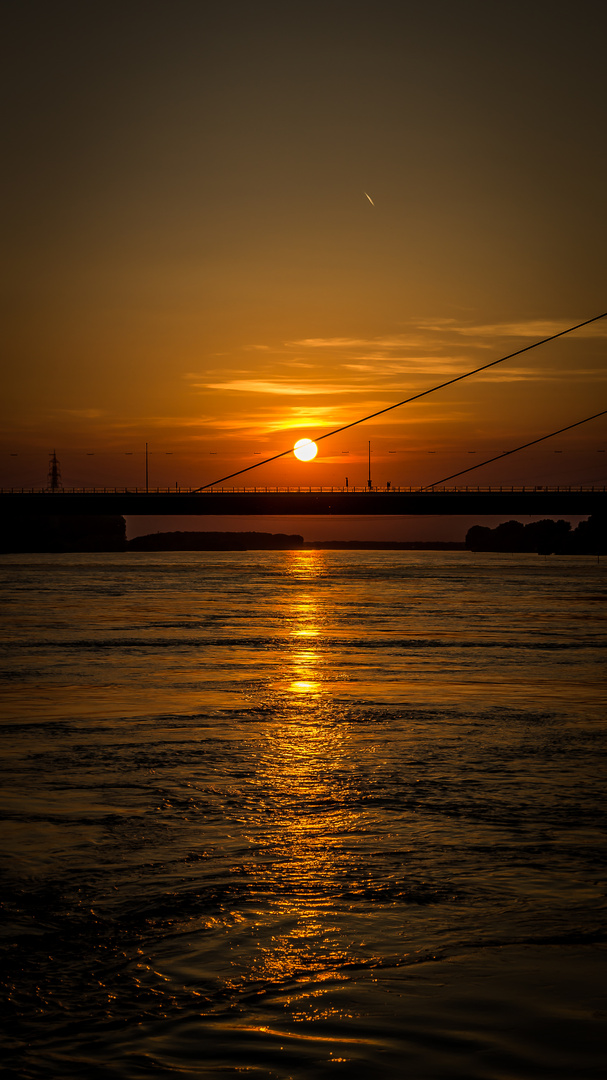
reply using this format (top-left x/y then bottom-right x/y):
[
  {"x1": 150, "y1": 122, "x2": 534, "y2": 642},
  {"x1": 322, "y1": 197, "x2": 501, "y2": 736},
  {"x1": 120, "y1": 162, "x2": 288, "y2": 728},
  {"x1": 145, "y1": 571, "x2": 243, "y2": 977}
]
[{"x1": 1, "y1": 550, "x2": 605, "y2": 1078}]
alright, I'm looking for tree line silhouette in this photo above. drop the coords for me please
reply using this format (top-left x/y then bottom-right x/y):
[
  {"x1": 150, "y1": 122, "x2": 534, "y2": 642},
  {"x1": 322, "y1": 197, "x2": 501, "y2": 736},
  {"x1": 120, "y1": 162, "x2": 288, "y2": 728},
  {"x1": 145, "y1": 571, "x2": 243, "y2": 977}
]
[{"x1": 465, "y1": 514, "x2": 605, "y2": 555}]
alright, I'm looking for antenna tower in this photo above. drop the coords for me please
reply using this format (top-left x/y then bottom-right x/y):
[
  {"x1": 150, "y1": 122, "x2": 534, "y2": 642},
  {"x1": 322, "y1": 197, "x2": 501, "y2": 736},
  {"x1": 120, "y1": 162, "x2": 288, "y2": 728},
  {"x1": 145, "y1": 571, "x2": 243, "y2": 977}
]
[{"x1": 48, "y1": 449, "x2": 62, "y2": 491}]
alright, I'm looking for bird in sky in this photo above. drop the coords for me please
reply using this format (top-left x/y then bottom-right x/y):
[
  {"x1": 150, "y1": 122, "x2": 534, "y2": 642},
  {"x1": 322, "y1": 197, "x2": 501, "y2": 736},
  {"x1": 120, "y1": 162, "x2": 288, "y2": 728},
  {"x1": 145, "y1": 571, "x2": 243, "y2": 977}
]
[{"x1": 364, "y1": 191, "x2": 375, "y2": 206}]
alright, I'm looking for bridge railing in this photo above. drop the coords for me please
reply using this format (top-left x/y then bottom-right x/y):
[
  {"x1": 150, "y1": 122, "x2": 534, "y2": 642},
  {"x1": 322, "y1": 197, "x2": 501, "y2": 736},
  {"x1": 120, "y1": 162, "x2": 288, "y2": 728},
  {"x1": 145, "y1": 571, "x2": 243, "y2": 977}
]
[{"x1": 1, "y1": 485, "x2": 605, "y2": 496}]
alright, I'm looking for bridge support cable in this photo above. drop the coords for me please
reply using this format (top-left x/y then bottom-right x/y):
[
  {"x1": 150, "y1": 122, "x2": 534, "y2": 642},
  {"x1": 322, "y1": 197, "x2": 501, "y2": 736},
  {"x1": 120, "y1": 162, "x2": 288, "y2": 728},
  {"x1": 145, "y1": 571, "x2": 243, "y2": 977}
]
[
  {"x1": 423, "y1": 409, "x2": 607, "y2": 489},
  {"x1": 193, "y1": 310, "x2": 607, "y2": 492}
]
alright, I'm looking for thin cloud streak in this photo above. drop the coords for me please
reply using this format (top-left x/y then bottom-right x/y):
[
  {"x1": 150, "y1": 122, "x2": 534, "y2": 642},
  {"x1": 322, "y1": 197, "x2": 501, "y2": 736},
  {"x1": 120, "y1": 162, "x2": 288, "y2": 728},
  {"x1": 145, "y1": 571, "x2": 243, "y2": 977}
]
[
  {"x1": 436, "y1": 320, "x2": 607, "y2": 339},
  {"x1": 203, "y1": 380, "x2": 371, "y2": 396},
  {"x1": 287, "y1": 318, "x2": 607, "y2": 353},
  {"x1": 202, "y1": 366, "x2": 607, "y2": 398}
]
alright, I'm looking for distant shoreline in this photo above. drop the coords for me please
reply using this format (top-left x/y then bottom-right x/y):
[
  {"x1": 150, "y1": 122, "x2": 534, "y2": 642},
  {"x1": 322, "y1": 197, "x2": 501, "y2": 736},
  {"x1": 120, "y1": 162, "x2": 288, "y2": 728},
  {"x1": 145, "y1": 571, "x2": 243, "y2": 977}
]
[
  {"x1": 306, "y1": 540, "x2": 465, "y2": 551},
  {"x1": 2, "y1": 517, "x2": 602, "y2": 554},
  {"x1": 127, "y1": 530, "x2": 465, "y2": 552}
]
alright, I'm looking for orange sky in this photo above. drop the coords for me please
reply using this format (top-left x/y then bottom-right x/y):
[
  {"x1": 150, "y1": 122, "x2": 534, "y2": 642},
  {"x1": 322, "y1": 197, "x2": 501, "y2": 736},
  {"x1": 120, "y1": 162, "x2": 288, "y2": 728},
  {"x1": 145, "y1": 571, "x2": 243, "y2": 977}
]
[{"x1": 2, "y1": 1, "x2": 606, "y2": 536}]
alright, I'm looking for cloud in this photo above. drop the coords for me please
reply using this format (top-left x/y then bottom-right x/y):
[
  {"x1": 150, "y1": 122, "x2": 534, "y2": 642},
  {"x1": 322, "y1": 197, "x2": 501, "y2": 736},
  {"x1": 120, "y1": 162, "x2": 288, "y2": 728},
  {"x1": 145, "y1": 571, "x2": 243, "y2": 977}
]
[
  {"x1": 342, "y1": 357, "x2": 467, "y2": 375},
  {"x1": 198, "y1": 360, "x2": 607, "y2": 408},
  {"x1": 287, "y1": 334, "x2": 436, "y2": 352},
  {"x1": 287, "y1": 317, "x2": 607, "y2": 356},
  {"x1": 289, "y1": 337, "x2": 371, "y2": 348},
  {"x1": 205, "y1": 380, "x2": 315, "y2": 395},
  {"x1": 202, "y1": 379, "x2": 367, "y2": 396},
  {"x1": 338, "y1": 358, "x2": 582, "y2": 383},
  {"x1": 419, "y1": 318, "x2": 607, "y2": 339}
]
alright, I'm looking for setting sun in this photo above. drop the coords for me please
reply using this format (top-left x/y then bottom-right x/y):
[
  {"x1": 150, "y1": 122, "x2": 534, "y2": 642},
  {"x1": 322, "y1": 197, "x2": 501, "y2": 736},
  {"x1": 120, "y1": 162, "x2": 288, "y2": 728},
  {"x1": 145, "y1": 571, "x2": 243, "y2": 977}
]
[{"x1": 293, "y1": 439, "x2": 318, "y2": 462}]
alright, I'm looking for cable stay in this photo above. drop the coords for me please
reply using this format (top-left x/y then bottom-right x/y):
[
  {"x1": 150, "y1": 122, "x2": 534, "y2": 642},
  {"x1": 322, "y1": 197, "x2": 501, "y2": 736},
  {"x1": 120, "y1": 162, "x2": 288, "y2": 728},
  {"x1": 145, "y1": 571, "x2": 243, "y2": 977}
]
[
  {"x1": 423, "y1": 409, "x2": 607, "y2": 488},
  {"x1": 193, "y1": 309, "x2": 607, "y2": 491}
]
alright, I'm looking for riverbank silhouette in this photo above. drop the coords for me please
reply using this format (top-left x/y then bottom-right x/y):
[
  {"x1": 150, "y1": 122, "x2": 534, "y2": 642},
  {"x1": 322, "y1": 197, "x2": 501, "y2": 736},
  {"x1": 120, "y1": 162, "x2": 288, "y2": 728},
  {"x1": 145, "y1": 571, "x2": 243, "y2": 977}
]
[
  {"x1": 465, "y1": 514, "x2": 605, "y2": 555},
  {"x1": 1, "y1": 515, "x2": 603, "y2": 554}
]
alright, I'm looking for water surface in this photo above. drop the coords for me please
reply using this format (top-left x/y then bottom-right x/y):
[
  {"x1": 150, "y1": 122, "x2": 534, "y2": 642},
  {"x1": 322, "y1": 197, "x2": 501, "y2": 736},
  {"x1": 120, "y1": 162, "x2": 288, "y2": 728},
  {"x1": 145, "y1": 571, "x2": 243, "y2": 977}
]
[{"x1": 1, "y1": 551, "x2": 605, "y2": 1078}]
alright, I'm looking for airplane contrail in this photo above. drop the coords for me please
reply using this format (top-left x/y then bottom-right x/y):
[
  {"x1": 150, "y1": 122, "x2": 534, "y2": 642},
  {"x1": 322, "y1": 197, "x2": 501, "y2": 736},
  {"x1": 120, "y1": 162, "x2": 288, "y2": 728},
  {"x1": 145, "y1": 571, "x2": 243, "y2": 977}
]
[{"x1": 364, "y1": 191, "x2": 375, "y2": 205}]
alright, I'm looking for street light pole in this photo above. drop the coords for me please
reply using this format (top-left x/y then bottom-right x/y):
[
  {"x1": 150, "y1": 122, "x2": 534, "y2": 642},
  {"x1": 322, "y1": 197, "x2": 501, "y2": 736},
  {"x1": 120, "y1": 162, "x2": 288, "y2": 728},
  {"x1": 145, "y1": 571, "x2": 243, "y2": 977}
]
[
  {"x1": 145, "y1": 442, "x2": 149, "y2": 493},
  {"x1": 368, "y1": 440, "x2": 372, "y2": 489}
]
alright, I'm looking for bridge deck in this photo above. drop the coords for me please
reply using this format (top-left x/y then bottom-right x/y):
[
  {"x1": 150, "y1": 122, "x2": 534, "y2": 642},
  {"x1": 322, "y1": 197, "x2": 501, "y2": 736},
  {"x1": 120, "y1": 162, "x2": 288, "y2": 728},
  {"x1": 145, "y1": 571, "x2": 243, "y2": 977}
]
[{"x1": 1, "y1": 487, "x2": 604, "y2": 516}]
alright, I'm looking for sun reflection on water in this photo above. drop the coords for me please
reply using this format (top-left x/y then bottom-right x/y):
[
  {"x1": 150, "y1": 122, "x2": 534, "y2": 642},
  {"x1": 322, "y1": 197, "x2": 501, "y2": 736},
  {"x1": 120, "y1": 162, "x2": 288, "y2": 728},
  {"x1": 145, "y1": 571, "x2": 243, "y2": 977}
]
[
  {"x1": 242, "y1": 550, "x2": 362, "y2": 996},
  {"x1": 286, "y1": 549, "x2": 328, "y2": 578},
  {"x1": 286, "y1": 576, "x2": 324, "y2": 699}
]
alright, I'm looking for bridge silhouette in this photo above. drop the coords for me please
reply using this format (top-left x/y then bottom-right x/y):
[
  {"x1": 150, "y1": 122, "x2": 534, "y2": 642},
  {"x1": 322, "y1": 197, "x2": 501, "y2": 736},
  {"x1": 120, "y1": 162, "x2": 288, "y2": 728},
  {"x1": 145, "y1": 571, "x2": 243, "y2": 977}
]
[
  {"x1": 4, "y1": 315, "x2": 605, "y2": 523},
  {"x1": 2, "y1": 485, "x2": 604, "y2": 518}
]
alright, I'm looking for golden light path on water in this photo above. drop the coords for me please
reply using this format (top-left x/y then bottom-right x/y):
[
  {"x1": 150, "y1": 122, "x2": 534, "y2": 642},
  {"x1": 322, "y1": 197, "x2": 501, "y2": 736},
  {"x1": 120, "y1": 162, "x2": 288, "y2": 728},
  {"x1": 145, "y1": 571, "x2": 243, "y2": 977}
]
[{"x1": 241, "y1": 550, "x2": 364, "y2": 1007}]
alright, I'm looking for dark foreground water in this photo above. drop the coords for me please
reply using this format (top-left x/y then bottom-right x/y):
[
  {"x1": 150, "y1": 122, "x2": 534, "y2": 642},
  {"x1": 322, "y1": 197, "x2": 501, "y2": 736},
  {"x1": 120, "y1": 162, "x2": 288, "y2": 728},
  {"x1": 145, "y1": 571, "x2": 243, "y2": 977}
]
[{"x1": 0, "y1": 551, "x2": 605, "y2": 1079}]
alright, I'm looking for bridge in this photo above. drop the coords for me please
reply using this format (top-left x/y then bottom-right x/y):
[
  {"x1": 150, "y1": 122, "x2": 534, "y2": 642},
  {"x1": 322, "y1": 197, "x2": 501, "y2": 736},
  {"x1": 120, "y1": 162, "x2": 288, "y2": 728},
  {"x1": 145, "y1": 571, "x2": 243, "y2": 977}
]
[{"x1": 2, "y1": 486, "x2": 604, "y2": 517}]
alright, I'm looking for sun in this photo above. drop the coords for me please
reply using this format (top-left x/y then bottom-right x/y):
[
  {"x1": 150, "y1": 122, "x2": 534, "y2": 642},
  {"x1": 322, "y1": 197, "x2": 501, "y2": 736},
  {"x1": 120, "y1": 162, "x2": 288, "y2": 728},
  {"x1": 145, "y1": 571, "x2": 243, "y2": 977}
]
[{"x1": 293, "y1": 438, "x2": 318, "y2": 462}]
